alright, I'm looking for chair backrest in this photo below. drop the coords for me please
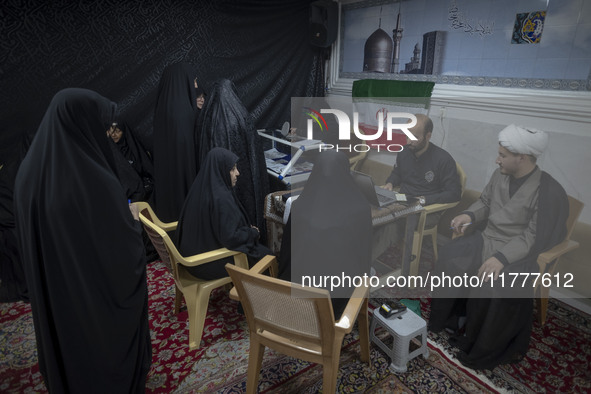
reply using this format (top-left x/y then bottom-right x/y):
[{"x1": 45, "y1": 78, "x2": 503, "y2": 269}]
[
  {"x1": 564, "y1": 195, "x2": 584, "y2": 241},
  {"x1": 132, "y1": 201, "x2": 153, "y2": 220},
  {"x1": 132, "y1": 201, "x2": 177, "y2": 230},
  {"x1": 226, "y1": 264, "x2": 337, "y2": 356},
  {"x1": 138, "y1": 212, "x2": 180, "y2": 280}
]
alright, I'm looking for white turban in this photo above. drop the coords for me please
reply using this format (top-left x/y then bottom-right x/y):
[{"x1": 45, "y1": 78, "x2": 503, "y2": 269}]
[{"x1": 498, "y1": 124, "x2": 548, "y2": 157}]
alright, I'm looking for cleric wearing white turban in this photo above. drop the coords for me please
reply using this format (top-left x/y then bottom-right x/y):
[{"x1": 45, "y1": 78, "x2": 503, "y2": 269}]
[
  {"x1": 498, "y1": 124, "x2": 548, "y2": 158},
  {"x1": 430, "y1": 121, "x2": 569, "y2": 370}
]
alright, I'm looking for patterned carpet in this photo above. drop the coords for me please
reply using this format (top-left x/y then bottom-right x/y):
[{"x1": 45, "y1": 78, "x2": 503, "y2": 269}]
[{"x1": 1, "y1": 249, "x2": 591, "y2": 393}]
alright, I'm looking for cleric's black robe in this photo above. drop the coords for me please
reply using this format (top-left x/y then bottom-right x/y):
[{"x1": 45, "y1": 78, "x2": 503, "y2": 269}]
[
  {"x1": 197, "y1": 79, "x2": 269, "y2": 241},
  {"x1": 14, "y1": 88, "x2": 151, "y2": 393},
  {"x1": 153, "y1": 62, "x2": 199, "y2": 222},
  {"x1": 429, "y1": 170, "x2": 568, "y2": 370},
  {"x1": 175, "y1": 147, "x2": 272, "y2": 280}
]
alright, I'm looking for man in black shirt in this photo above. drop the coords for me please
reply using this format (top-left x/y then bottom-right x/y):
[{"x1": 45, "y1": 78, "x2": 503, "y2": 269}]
[{"x1": 374, "y1": 114, "x2": 461, "y2": 275}]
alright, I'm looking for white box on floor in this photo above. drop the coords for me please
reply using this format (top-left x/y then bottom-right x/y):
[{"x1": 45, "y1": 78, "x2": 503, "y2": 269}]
[{"x1": 369, "y1": 307, "x2": 429, "y2": 373}]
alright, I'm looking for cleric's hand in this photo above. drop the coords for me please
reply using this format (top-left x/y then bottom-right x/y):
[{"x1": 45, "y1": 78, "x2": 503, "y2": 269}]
[{"x1": 478, "y1": 257, "x2": 504, "y2": 282}]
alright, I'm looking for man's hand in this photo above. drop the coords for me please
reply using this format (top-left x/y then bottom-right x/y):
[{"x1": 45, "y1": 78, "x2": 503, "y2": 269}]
[
  {"x1": 450, "y1": 213, "x2": 471, "y2": 235},
  {"x1": 381, "y1": 182, "x2": 394, "y2": 191},
  {"x1": 478, "y1": 257, "x2": 504, "y2": 282}
]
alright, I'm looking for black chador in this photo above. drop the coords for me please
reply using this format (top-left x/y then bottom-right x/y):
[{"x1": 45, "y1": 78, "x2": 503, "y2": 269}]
[
  {"x1": 109, "y1": 120, "x2": 154, "y2": 203},
  {"x1": 175, "y1": 147, "x2": 273, "y2": 280},
  {"x1": 153, "y1": 62, "x2": 200, "y2": 222},
  {"x1": 197, "y1": 79, "x2": 269, "y2": 241},
  {"x1": 287, "y1": 151, "x2": 372, "y2": 319},
  {"x1": 14, "y1": 88, "x2": 151, "y2": 393}
]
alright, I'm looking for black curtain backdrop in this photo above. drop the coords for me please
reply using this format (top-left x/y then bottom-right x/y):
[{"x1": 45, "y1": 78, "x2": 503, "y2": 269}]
[
  {"x1": 0, "y1": 0, "x2": 326, "y2": 166},
  {"x1": 0, "y1": 0, "x2": 326, "y2": 300},
  {"x1": 0, "y1": 0, "x2": 327, "y2": 220}
]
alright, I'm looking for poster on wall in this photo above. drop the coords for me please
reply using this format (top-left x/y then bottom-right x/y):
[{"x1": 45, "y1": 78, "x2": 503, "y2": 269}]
[
  {"x1": 511, "y1": 11, "x2": 546, "y2": 44},
  {"x1": 339, "y1": 0, "x2": 590, "y2": 90}
]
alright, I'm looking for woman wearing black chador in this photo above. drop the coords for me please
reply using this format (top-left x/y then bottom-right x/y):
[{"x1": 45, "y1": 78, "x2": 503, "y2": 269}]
[
  {"x1": 175, "y1": 147, "x2": 273, "y2": 280},
  {"x1": 197, "y1": 79, "x2": 269, "y2": 241},
  {"x1": 14, "y1": 88, "x2": 151, "y2": 393},
  {"x1": 153, "y1": 62, "x2": 200, "y2": 222},
  {"x1": 107, "y1": 120, "x2": 154, "y2": 203}
]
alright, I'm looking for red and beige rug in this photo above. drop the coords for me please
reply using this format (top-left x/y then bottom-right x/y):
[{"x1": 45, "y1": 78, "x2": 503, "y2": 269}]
[{"x1": 1, "y1": 257, "x2": 590, "y2": 393}]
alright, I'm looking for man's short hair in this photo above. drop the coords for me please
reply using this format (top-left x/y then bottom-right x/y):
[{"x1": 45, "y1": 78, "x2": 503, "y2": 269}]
[{"x1": 415, "y1": 113, "x2": 433, "y2": 136}]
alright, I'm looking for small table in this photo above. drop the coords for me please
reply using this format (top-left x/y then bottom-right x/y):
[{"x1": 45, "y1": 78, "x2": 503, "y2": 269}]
[
  {"x1": 263, "y1": 189, "x2": 423, "y2": 255},
  {"x1": 369, "y1": 308, "x2": 429, "y2": 373}
]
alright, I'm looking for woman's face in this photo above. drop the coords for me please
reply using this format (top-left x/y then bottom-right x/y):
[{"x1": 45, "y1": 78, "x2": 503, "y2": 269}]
[
  {"x1": 196, "y1": 94, "x2": 205, "y2": 110},
  {"x1": 106, "y1": 125, "x2": 123, "y2": 143},
  {"x1": 230, "y1": 164, "x2": 240, "y2": 187}
]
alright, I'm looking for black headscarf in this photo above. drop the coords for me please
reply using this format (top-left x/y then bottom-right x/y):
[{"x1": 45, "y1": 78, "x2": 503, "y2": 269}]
[
  {"x1": 153, "y1": 62, "x2": 199, "y2": 222},
  {"x1": 195, "y1": 87, "x2": 206, "y2": 101},
  {"x1": 290, "y1": 151, "x2": 372, "y2": 317},
  {"x1": 13, "y1": 88, "x2": 151, "y2": 393},
  {"x1": 197, "y1": 79, "x2": 269, "y2": 241},
  {"x1": 110, "y1": 120, "x2": 154, "y2": 202},
  {"x1": 175, "y1": 147, "x2": 272, "y2": 280}
]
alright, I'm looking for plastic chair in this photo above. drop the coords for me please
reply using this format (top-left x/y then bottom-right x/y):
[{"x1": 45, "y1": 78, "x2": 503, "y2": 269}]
[
  {"x1": 535, "y1": 195, "x2": 583, "y2": 324},
  {"x1": 136, "y1": 203, "x2": 248, "y2": 350},
  {"x1": 132, "y1": 201, "x2": 184, "y2": 313},
  {"x1": 226, "y1": 256, "x2": 370, "y2": 394},
  {"x1": 407, "y1": 162, "x2": 467, "y2": 277}
]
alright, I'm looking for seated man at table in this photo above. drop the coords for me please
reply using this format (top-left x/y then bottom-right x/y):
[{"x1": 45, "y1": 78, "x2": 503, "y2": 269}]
[
  {"x1": 373, "y1": 113, "x2": 461, "y2": 275},
  {"x1": 429, "y1": 124, "x2": 569, "y2": 370}
]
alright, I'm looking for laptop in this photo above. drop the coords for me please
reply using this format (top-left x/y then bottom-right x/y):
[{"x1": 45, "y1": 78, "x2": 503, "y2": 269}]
[{"x1": 351, "y1": 171, "x2": 411, "y2": 207}]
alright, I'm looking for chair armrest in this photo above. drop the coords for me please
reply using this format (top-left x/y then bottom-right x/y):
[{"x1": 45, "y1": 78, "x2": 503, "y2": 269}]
[
  {"x1": 335, "y1": 286, "x2": 369, "y2": 333},
  {"x1": 537, "y1": 239, "x2": 579, "y2": 267},
  {"x1": 422, "y1": 201, "x2": 459, "y2": 214},
  {"x1": 157, "y1": 221, "x2": 178, "y2": 232},
  {"x1": 248, "y1": 255, "x2": 279, "y2": 276},
  {"x1": 229, "y1": 255, "x2": 278, "y2": 301},
  {"x1": 181, "y1": 248, "x2": 246, "y2": 267},
  {"x1": 349, "y1": 151, "x2": 367, "y2": 170}
]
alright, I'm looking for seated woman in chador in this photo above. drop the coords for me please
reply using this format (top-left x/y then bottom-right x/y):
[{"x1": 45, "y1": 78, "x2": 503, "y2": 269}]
[
  {"x1": 175, "y1": 147, "x2": 273, "y2": 280},
  {"x1": 281, "y1": 150, "x2": 372, "y2": 319}
]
